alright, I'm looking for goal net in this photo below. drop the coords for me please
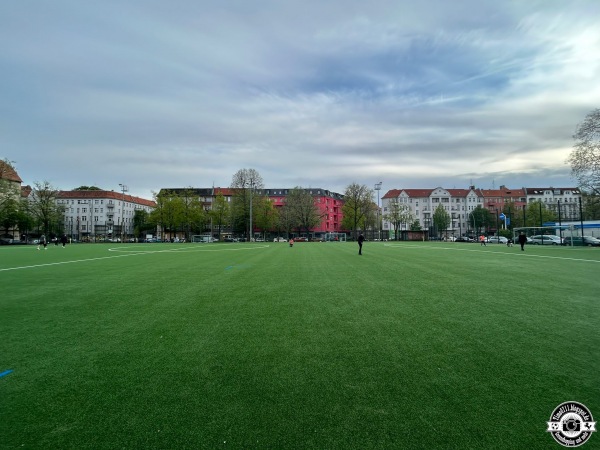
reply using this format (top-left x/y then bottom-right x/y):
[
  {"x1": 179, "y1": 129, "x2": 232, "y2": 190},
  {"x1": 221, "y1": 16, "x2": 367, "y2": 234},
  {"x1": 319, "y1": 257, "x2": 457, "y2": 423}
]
[
  {"x1": 324, "y1": 232, "x2": 346, "y2": 242},
  {"x1": 512, "y1": 226, "x2": 568, "y2": 239}
]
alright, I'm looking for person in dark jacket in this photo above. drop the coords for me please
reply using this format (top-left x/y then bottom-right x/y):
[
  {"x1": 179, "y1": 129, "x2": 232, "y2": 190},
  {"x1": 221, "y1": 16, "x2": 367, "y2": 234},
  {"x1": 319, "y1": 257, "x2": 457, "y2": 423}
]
[
  {"x1": 61, "y1": 234, "x2": 68, "y2": 248},
  {"x1": 357, "y1": 233, "x2": 365, "y2": 255},
  {"x1": 518, "y1": 233, "x2": 527, "y2": 251}
]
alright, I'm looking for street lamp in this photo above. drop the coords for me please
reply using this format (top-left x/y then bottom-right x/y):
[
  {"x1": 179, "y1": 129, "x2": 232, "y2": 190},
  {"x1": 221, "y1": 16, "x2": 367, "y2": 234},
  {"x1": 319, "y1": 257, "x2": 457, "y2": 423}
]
[
  {"x1": 119, "y1": 183, "x2": 128, "y2": 243},
  {"x1": 374, "y1": 182, "x2": 382, "y2": 241}
]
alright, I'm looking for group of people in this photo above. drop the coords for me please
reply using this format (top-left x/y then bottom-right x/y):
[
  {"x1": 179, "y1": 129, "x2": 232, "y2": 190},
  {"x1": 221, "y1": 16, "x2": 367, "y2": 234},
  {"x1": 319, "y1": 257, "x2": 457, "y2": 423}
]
[{"x1": 37, "y1": 234, "x2": 68, "y2": 250}]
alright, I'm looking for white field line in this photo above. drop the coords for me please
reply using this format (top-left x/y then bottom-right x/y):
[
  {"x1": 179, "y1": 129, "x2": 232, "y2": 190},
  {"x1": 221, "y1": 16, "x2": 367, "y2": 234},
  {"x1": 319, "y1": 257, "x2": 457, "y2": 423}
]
[
  {"x1": 107, "y1": 244, "x2": 270, "y2": 253},
  {"x1": 383, "y1": 243, "x2": 600, "y2": 264},
  {"x1": 0, "y1": 245, "x2": 270, "y2": 272}
]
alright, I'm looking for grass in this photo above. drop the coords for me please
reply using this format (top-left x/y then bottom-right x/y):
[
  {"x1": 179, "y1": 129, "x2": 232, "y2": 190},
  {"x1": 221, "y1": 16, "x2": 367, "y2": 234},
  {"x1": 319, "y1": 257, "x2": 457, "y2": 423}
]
[{"x1": 1, "y1": 241, "x2": 599, "y2": 449}]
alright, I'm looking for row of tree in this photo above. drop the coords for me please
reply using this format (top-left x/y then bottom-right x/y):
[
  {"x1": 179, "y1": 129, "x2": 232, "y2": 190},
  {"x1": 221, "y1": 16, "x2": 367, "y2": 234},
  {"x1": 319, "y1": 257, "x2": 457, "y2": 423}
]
[{"x1": 155, "y1": 169, "x2": 336, "y2": 240}]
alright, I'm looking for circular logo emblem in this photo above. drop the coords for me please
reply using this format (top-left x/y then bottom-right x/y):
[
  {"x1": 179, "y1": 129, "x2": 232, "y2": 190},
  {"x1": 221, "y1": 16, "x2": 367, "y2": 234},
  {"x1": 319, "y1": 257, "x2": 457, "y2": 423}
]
[{"x1": 547, "y1": 401, "x2": 596, "y2": 447}]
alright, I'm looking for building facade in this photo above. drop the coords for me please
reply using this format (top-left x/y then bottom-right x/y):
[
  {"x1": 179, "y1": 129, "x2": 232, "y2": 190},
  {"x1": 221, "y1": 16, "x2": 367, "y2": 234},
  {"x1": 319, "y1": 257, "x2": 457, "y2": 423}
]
[
  {"x1": 158, "y1": 186, "x2": 345, "y2": 239},
  {"x1": 524, "y1": 187, "x2": 582, "y2": 221},
  {"x1": 57, "y1": 190, "x2": 155, "y2": 241},
  {"x1": 382, "y1": 185, "x2": 582, "y2": 238}
]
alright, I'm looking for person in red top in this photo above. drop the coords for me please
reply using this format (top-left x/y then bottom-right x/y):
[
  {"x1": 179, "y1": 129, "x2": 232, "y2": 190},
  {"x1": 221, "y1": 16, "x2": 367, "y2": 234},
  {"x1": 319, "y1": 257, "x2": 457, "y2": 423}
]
[{"x1": 479, "y1": 235, "x2": 486, "y2": 246}]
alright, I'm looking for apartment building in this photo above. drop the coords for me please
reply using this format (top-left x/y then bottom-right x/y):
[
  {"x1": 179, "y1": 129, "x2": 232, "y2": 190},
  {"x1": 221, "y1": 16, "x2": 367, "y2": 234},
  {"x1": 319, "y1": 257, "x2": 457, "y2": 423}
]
[
  {"x1": 524, "y1": 187, "x2": 582, "y2": 220},
  {"x1": 261, "y1": 188, "x2": 344, "y2": 236},
  {"x1": 57, "y1": 190, "x2": 155, "y2": 240},
  {"x1": 382, "y1": 185, "x2": 581, "y2": 238},
  {"x1": 382, "y1": 187, "x2": 484, "y2": 237},
  {"x1": 158, "y1": 187, "x2": 344, "y2": 238}
]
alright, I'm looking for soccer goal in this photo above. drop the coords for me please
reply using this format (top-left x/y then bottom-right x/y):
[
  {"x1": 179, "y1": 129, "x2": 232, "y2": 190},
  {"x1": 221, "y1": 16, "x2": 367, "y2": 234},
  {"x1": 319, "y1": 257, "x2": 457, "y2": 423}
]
[
  {"x1": 324, "y1": 232, "x2": 346, "y2": 242},
  {"x1": 512, "y1": 226, "x2": 568, "y2": 239}
]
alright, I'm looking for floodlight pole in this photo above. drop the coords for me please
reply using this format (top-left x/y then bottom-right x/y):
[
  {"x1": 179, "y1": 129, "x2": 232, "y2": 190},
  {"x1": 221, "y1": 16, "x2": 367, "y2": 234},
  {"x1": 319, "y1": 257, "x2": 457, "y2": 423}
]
[
  {"x1": 249, "y1": 184, "x2": 253, "y2": 242},
  {"x1": 374, "y1": 182, "x2": 382, "y2": 241},
  {"x1": 119, "y1": 183, "x2": 128, "y2": 243}
]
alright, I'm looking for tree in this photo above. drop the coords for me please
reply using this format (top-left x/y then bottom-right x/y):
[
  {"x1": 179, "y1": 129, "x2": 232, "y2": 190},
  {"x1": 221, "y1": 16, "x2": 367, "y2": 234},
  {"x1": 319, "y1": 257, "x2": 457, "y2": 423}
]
[
  {"x1": 230, "y1": 168, "x2": 264, "y2": 239},
  {"x1": 175, "y1": 188, "x2": 207, "y2": 240},
  {"x1": 210, "y1": 192, "x2": 230, "y2": 239},
  {"x1": 409, "y1": 220, "x2": 422, "y2": 231},
  {"x1": 133, "y1": 209, "x2": 150, "y2": 239},
  {"x1": 433, "y1": 204, "x2": 451, "y2": 237},
  {"x1": 468, "y1": 206, "x2": 492, "y2": 235},
  {"x1": 525, "y1": 201, "x2": 556, "y2": 227},
  {"x1": 151, "y1": 190, "x2": 188, "y2": 240},
  {"x1": 582, "y1": 191, "x2": 600, "y2": 220},
  {"x1": 29, "y1": 181, "x2": 64, "y2": 236},
  {"x1": 73, "y1": 186, "x2": 101, "y2": 191},
  {"x1": 0, "y1": 197, "x2": 19, "y2": 237},
  {"x1": 569, "y1": 108, "x2": 600, "y2": 196},
  {"x1": 383, "y1": 199, "x2": 414, "y2": 240},
  {"x1": 283, "y1": 188, "x2": 322, "y2": 238},
  {"x1": 253, "y1": 195, "x2": 277, "y2": 239},
  {"x1": 341, "y1": 183, "x2": 373, "y2": 238},
  {"x1": 275, "y1": 202, "x2": 292, "y2": 239}
]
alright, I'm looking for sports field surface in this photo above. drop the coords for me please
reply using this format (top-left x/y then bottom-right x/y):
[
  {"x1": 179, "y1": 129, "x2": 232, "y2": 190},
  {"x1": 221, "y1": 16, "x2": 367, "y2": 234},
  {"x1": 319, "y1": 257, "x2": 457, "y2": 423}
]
[{"x1": 1, "y1": 241, "x2": 598, "y2": 449}]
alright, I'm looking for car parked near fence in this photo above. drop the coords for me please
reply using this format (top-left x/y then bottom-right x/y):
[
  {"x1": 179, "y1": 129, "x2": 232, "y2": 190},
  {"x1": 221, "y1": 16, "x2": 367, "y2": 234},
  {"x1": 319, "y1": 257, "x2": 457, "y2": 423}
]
[
  {"x1": 530, "y1": 235, "x2": 564, "y2": 245},
  {"x1": 486, "y1": 236, "x2": 508, "y2": 244},
  {"x1": 455, "y1": 237, "x2": 475, "y2": 243},
  {"x1": 565, "y1": 236, "x2": 600, "y2": 247}
]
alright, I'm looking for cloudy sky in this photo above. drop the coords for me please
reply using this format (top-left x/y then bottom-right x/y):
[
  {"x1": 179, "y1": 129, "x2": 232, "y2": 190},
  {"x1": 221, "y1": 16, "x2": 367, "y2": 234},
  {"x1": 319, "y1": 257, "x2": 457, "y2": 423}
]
[{"x1": 1, "y1": 0, "x2": 599, "y2": 199}]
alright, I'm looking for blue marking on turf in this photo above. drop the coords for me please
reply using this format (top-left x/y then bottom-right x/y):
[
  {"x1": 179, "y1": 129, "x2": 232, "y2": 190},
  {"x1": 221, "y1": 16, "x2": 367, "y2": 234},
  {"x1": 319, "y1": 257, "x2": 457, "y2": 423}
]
[{"x1": 0, "y1": 369, "x2": 13, "y2": 378}]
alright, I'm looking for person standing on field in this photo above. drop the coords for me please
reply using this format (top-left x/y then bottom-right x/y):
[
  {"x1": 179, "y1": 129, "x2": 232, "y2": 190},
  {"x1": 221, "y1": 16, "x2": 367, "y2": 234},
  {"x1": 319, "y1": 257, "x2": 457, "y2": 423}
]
[
  {"x1": 518, "y1": 232, "x2": 527, "y2": 251},
  {"x1": 479, "y1": 235, "x2": 486, "y2": 246},
  {"x1": 61, "y1": 234, "x2": 68, "y2": 248},
  {"x1": 37, "y1": 235, "x2": 47, "y2": 250},
  {"x1": 357, "y1": 233, "x2": 365, "y2": 255}
]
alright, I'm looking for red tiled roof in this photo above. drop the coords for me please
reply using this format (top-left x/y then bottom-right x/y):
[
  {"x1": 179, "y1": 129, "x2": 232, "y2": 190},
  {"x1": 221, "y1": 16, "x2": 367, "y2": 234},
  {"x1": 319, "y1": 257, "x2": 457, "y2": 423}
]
[
  {"x1": 382, "y1": 189, "x2": 401, "y2": 199},
  {"x1": 446, "y1": 189, "x2": 472, "y2": 197},
  {"x1": 401, "y1": 189, "x2": 434, "y2": 198},
  {"x1": 57, "y1": 190, "x2": 156, "y2": 208},
  {"x1": 214, "y1": 187, "x2": 234, "y2": 196},
  {"x1": 0, "y1": 160, "x2": 22, "y2": 183}
]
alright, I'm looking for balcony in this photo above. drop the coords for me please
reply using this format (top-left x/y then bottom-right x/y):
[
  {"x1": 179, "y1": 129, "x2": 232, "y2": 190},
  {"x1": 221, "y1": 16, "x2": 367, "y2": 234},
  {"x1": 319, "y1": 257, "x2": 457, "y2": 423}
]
[{"x1": 107, "y1": 203, "x2": 114, "y2": 209}]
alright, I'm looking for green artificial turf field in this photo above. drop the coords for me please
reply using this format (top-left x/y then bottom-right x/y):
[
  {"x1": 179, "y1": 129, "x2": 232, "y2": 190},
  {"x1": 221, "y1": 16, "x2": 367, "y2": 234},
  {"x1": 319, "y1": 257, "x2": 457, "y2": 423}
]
[{"x1": 1, "y1": 241, "x2": 599, "y2": 449}]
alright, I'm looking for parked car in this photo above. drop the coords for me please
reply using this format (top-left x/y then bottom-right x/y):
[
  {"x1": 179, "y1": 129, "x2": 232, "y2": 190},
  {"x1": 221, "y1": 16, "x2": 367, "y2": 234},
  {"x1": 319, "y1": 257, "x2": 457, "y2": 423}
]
[
  {"x1": 455, "y1": 236, "x2": 475, "y2": 243},
  {"x1": 273, "y1": 237, "x2": 287, "y2": 242},
  {"x1": 565, "y1": 236, "x2": 600, "y2": 247},
  {"x1": 294, "y1": 237, "x2": 308, "y2": 242},
  {"x1": 486, "y1": 236, "x2": 508, "y2": 244},
  {"x1": 530, "y1": 235, "x2": 563, "y2": 245}
]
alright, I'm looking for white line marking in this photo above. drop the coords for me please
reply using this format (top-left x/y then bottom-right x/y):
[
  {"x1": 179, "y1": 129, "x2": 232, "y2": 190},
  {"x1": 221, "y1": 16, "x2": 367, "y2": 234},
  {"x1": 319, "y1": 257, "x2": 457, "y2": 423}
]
[
  {"x1": 0, "y1": 245, "x2": 270, "y2": 272},
  {"x1": 383, "y1": 243, "x2": 600, "y2": 263}
]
